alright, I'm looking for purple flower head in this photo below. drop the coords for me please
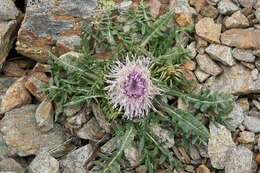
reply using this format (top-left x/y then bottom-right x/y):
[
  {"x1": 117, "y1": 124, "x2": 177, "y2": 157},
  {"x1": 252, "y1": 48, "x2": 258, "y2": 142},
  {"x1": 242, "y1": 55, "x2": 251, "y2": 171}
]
[{"x1": 104, "y1": 54, "x2": 161, "y2": 119}]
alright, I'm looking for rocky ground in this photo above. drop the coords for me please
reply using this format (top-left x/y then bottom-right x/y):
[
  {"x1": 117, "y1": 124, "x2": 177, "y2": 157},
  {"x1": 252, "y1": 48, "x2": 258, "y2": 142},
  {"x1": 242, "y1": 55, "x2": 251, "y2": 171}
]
[{"x1": 0, "y1": 0, "x2": 260, "y2": 172}]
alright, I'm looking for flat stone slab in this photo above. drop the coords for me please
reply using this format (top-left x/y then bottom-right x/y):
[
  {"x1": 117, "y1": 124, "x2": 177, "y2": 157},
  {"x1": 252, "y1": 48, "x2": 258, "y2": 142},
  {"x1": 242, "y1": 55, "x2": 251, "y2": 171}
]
[
  {"x1": 221, "y1": 29, "x2": 260, "y2": 49},
  {"x1": 16, "y1": 0, "x2": 98, "y2": 62}
]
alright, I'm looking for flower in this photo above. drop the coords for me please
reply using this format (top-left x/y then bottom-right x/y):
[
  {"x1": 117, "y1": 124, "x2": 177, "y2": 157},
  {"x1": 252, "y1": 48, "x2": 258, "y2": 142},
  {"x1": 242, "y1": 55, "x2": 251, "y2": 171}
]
[{"x1": 104, "y1": 54, "x2": 161, "y2": 119}]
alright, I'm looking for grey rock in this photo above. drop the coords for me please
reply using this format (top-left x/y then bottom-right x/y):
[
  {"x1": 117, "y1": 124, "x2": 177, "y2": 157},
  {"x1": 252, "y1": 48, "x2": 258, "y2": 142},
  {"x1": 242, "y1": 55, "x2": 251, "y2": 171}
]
[
  {"x1": 39, "y1": 124, "x2": 75, "y2": 158},
  {"x1": 124, "y1": 142, "x2": 140, "y2": 167},
  {"x1": 194, "y1": 68, "x2": 210, "y2": 82},
  {"x1": 252, "y1": 100, "x2": 260, "y2": 111},
  {"x1": 65, "y1": 111, "x2": 86, "y2": 130},
  {"x1": 0, "y1": 105, "x2": 74, "y2": 158},
  {"x1": 0, "y1": 77, "x2": 32, "y2": 114},
  {"x1": 61, "y1": 144, "x2": 94, "y2": 173},
  {"x1": 255, "y1": 8, "x2": 260, "y2": 20},
  {"x1": 255, "y1": 59, "x2": 260, "y2": 70},
  {"x1": 208, "y1": 123, "x2": 235, "y2": 169},
  {"x1": 77, "y1": 117, "x2": 106, "y2": 141},
  {"x1": 251, "y1": 68, "x2": 259, "y2": 81},
  {"x1": 92, "y1": 104, "x2": 112, "y2": 134},
  {"x1": 205, "y1": 44, "x2": 235, "y2": 66},
  {"x1": 16, "y1": 0, "x2": 98, "y2": 62},
  {"x1": 232, "y1": 48, "x2": 255, "y2": 63},
  {"x1": 251, "y1": 160, "x2": 258, "y2": 173},
  {"x1": 0, "y1": 134, "x2": 8, "y2": 160},
  {"x1": 228, "y1": 103, "x2": 244, "y2": 128},
  {"x1": 225, "y1": 146, "x2": 252, "y2": 173},
  {"x1": 101, "y1": 137, "x2": 122, "y2": 154},
  {"x1": 224, "y1": 11, "x2": 249, "y2": 29},
  {"x1": 218, "y1": 0, "x2": 240, "y2": 15},
  {"x1": 0, "y1": 105, "x2": 41, "y2": 156},
  {"x1": 0, "y1": 77, "x2": 17, "y2": 107},
  {"x1": 206, "y1": 0, "x2": 220, "y2": 5},
  {"x1": 28, "y1": 152, "x2": 59, "y2": 173},
  {"x1": 63, "y1": 104, "x2": 82, "y2": 117},
  {"x1": 198, "y1": 146, "x2": 209, "y2": 158},
  {"x1": 188, "y1": 145, "x2": 201, "y2": 160},
  {"x1": 56, "y1": 35, "x2": 82, "y2": 55},
  {"x1": 236, "y1": 98, "x2": 249, "y2": 112},
  {"x1": 200, "y1": 5, "x2": 219, "y2": 19},
  {"x1": 207, "y1": 64, "x2": 260, "y2": 95},
  {"x1": 0, "y1": 0, "x2": 19, "y2": 20},
  {"x1": 243, "y1": 116, "x2": 260, "y2": 132},
  {"x1": 196, "y1": 54, "x2": 223, "y2": 76},
  {"x1": 241, "y1": 61, "x2": 255, "y2": 70},
  {"x1": 0, "y1": 158, "x2": 24, "y2": 172},
  {"x1": 253, "y1": 49, "x2": 260, "y2": 58},
  {"x1": 149, "y1": 123, "x2": 175, "y2": 148},
  {"x1": 35, "y1": 98, "x2": 54, "y2": 132},
  {"x1": 0, "y1": 20, "x2": 22, "y2": 70},
  {"x1": 187, "y1": 41, "x2": 197, "y2": 59},
  {"x1": 258, "y1": 136, "x2": 260, "y2": 150},
  {"x1": 238, "y1": 131, "x2": 255, "y2": 143},
  {"x1": 239, "y1": 0, "x2": 256, "y2": 8}
]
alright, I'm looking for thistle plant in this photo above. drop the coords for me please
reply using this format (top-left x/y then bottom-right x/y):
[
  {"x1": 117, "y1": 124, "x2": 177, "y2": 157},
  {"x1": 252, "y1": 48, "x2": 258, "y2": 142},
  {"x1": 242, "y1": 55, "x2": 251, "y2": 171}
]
[{"x1": 44, "y1": 1, "x2": 235, "y2": 172}]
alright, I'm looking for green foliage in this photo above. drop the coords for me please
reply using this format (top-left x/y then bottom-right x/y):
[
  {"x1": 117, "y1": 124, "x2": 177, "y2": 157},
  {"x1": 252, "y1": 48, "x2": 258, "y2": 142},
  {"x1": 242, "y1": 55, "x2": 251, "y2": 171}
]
[{"x1": 44, "y1": 1, "x2": 235, "y2": 172}]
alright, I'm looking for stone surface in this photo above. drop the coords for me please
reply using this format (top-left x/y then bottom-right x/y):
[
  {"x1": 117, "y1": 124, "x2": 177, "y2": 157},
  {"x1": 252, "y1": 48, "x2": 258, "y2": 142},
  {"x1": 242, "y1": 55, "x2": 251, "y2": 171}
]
[
  {"x1": 206, "y1": 0, "x2": 219, "y2": 5},
  {"x1": 0, "y1": 77, "x2": 32, "y2": 114},
  {"x1": 101, "y1": 137, "x2": 122, "y2": 154},
  {"x1": 35, "y1": 98, "x2": 54, "y2": 132},
  {"x1": 0, "y1": 76, "x2": 17, "y2": 107},
  {"x1": 194, "y1": 68, "x2": 210, "y2": 82},
  {"x1": 224, "y1": 11, "x2": 249, "y2": 29},
  {"x1": 61, "y1": 144, "x2": 94, "y2": 173},
  {"x1": 147, "y1": 0, "x2": 161, "y2": 18},
  {"x1": 124, "y1": 142, "x2": 140, "y2": 167},
  {"x1": 0, "y1": 0, "x2": 22, "y2": 69},
  {"x1": 0, "y1": 158, "x2": 24, "y2": 172},
  {"x1": 25, "y1": 72, "x2": 49, "y2": 101},
  {"x1": 205, "y1": 44, "x2": 235, "y2": 66},
  {"x1": 228, "y1": 103, "x2": 244, "y2": 128},
  {"x1": 256, "y1": 152, "x2": 260, "y2": 165},
  {"x1": 239, "y1": 0, "x2": 256, "y2": 8},
  {"x1": 63, "y1": 104, "x2": 82, "y2": 117},
  {"x1": 243, "y1": 116, "x2": 260, "y2": 132},
  {"x1": 65, "y1": 110, "x2": 86, "y2": 131},
  {"x1": 0, "y1": 134, "x2": 8, "y2": 159},
  {"x1": 225, "y1": 146, "x2": 252, "y2": 173},
  {"x1": 196, "y1": 54, "x2": 222, "y2": 76},
  {"x1": 149, "y1": 123, "x2": 175, "y2": 148},
  {"x1": 77, "y1": 117, "x2": 106, "y2": 141},
  {"x1": 0, "y1": 0, "x2": 19, "y2": 20},
  {"x1": 241, "y1": 62, "x2": 255, "y2": 70},
  {"x1": 218, "y1": 0, "x2": 240, "y2": 15},
  {"x1": 0, "y1": 105, "x2": 40, "y2": 156},
  {"x1": 256, "y1": 8, "x2": 260, "y2": 20},
  {"x1": 187, "y1": 41, "x2": 197, "y2": 59},
  {"x1": 2, "y1": 62, "x2": 27, "y2": 77},
  {"x1": 196, "y1": 165, "x2": 210, "y2": 173},
  {"x1": 16, "y1": 0, "x2": 97, "y2": 62},
  {"x1": 236, "y1": 98, "x2": 249, "y2": 112},
  {"x1": 207, "y1": 64, "x2": 260, "y2": 95},
  {"x1": 170, "y1": 0, "x2": 195, "y2": 27},
  {"x1": 38, "y1": 124, "x2": 75, "y2": 158},
  {"x1": 182, "y1": 59, "x2": 196, "y2": 71},
  {"x1": 200, "y1": 5, "x2": 218, "y2": 19},
  {"x1": 208, "y1": 123, "x2": 235, "y2": 169},
  {"x1": 221, "y1": 29, "x2": 260, "y2": 49},
  {"x1": 0, "y1": 105, "x2": 73, "y2": 157},
  {"x1": 232, "y1": 48, "x2": 255, "y2": 63},
  {"x1": 251, "y1": 68, "x2": 259, "y2": 81},
  {"x1": 194, "y1": 0, "x2": 207, "y2": 13},
  {"x1": 189, "y1": 145, "x2": 201, "y2": 160},
  {"x1": 195, "y1": 17, "x2": 221, "y2": 43},
  {"x1": 195, "y1": 35, "x2": 208, "y2": 49},
  {"x1": 56, "y1": 35, "x2": 82, "y2": 56},
  {"x1": 237, "y1": 131, "x2": 255, "y2": 143},
  {"x1": 256, "y1": 59, "x2": 260, "y2": 71},
  {"x1": 253, "y1": 100, "x2": 260, "y2": 111},
  {"x1": 29, "y1": 152, "x2": 59, "y2": 173},
  {"x1": 92, "y1": 104, "x2": 112, "y2": 134}
]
